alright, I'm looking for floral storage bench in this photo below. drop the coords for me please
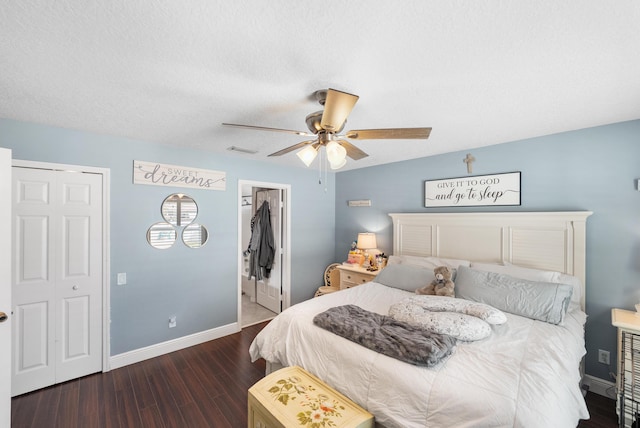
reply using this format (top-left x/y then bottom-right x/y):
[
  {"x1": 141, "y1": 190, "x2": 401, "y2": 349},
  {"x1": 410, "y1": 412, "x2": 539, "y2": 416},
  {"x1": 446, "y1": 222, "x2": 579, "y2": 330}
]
[{"x1": 248, "y1": 365, "x2": 374, "y2": 428}]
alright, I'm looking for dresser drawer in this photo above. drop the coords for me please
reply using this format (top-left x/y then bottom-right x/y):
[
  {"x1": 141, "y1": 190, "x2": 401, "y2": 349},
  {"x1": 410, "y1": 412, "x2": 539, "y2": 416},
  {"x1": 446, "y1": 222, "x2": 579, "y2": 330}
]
[{"x1": 339, "y1": 269, "x2": 376, "y2": 289}]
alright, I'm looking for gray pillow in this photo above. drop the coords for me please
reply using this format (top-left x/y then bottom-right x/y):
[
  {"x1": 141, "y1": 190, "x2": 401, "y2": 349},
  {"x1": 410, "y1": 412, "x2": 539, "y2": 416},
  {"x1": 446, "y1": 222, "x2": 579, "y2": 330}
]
[
  {"x1": 375, "y1": 264, "x2": 434, "y2": 292},
  {"x1": 454, "y1": 266, "x2": 573, "y2": 325}
]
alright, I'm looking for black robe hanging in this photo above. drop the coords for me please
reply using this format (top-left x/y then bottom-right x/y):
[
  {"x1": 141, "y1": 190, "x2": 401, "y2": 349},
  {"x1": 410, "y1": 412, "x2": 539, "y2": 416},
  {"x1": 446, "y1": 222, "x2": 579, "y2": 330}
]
[{"x1": 247, "y1": 200, "x2": 275, "y2": 280}]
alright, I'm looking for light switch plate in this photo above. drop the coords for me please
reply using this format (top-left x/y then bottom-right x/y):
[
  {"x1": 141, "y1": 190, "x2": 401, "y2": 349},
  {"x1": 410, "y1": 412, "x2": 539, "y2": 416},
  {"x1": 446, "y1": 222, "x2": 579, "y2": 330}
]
[{"x1": 117, "y1": 272, "x2": 127, "y2": 285}]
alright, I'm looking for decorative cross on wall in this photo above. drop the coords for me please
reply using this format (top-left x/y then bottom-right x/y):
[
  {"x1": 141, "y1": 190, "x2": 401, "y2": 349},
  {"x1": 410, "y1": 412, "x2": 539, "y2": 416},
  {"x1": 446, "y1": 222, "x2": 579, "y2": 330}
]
[{"x1": 463, "y1": 153, "x2": 475, "y2": 174}]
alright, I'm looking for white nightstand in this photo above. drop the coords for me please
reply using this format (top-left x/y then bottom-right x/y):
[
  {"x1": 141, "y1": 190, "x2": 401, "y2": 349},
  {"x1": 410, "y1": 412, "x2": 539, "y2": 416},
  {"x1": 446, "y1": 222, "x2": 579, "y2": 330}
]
[
  {"x1": 336, "y1": 264, "x2": 380, "y2": 290},
  {"x1": 611, "y1": 308, "x2": 640, "y2": 427}
]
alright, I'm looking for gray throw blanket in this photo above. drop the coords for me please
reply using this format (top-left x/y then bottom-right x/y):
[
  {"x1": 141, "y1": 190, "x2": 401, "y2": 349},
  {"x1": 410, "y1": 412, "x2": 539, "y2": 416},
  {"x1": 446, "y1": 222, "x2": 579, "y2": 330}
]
[{"x1": 313, "y1": 305, "x2": 457, "y2": 367}]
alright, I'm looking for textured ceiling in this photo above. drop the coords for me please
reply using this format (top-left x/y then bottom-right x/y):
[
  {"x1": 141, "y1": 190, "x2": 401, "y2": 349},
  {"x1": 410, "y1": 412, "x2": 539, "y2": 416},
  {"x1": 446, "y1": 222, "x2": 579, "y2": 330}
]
[{"x1": 1, "y1": 1, "x2": 639, "y2": 171}]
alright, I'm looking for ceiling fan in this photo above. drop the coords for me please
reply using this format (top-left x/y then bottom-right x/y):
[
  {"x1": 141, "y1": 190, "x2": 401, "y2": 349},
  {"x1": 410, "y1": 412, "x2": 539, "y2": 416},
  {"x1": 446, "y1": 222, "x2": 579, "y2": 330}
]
[{"x1": 222, "y1": 88, "x2": 431, "y2": 169}]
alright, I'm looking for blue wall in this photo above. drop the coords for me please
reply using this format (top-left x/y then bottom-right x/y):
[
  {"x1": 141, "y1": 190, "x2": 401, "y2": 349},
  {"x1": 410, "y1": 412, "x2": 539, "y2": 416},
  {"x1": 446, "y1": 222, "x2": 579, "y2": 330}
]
[
  {"x1": 335, "y1": 119, "x2": 640, "y2": 382},
  {"x1": 0, "y1": 118, "x2": 336, "y2": 355},
  {"x1": 3, "y1": 117, "x2": 638, "y2": 383}
]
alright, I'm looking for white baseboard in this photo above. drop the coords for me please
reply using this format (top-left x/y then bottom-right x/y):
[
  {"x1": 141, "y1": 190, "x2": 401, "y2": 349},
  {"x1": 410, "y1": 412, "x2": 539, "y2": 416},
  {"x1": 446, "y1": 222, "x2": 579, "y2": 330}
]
[
  {"x1": 108, "y1": 322, "x2": 240, "y2": 370},
  {"x1": 583, "y1": 374, "x2": 617, "y2": 399}
]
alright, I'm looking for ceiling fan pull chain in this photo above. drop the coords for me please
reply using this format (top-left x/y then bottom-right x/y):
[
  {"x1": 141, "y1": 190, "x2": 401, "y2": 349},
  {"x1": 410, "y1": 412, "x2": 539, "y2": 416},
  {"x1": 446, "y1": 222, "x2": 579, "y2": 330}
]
[
  {"x1": 324, "y1": 153, "x2": 328, "y2": 193},
  {"x1": 318, "y1": 147, "x2": 323, "y2": 185}
]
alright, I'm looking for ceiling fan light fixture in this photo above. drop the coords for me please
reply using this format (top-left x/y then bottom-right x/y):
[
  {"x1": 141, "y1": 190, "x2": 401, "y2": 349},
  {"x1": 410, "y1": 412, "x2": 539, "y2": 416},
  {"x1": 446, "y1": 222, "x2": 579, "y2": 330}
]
[
  {"x1": 224, "y1": 89, "x2": 430, "y2": 168},
  {"x1": 325, "y1": 140, "x2": 347, "y2": 165},
  {"x1": 329, "y1": 157, "x2": 347, "y2": 170},
  {"x1": 296, "y1": 144, "x2": 318, "y2": 167}
]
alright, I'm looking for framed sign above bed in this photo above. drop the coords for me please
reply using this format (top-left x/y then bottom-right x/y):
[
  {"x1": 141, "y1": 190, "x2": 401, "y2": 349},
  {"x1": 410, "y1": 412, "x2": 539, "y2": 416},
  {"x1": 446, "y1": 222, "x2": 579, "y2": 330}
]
[{"x1": 424, "y1": 172, "x2": 521, "y2": 207}]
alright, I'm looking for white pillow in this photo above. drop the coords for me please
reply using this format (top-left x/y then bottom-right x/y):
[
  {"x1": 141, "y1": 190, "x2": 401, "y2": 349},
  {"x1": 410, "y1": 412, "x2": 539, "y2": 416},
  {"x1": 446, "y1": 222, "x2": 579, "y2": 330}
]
[
  {"x1": 388, "y1": 255, "x2": 471, "y2": 270},
  {"x1": 557, "y1": 273, "x2": 583, "y2": 308},
  {"x1": 386, "y1": 255, "x2": 403, "y2": 265}
]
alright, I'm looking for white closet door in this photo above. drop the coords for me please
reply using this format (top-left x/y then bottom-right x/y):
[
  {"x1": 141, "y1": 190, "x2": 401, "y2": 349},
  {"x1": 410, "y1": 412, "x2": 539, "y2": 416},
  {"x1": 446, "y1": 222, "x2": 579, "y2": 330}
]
[
  {"x1": 12, "y1": 167, "x2": 103, "y2": 396},
  {"x1": 54, "y1": 171, "x2": 103, "y2": 383},
  {"x1": 255, "y1": 189, "x2": 282, "y2": 314}
]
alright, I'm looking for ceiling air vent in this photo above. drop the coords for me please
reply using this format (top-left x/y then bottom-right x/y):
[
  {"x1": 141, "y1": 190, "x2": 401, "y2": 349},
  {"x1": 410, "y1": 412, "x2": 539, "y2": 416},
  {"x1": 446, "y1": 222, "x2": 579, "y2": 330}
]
[{"x1": 227, "y1": 146, "x2": 258, "y2": 155}]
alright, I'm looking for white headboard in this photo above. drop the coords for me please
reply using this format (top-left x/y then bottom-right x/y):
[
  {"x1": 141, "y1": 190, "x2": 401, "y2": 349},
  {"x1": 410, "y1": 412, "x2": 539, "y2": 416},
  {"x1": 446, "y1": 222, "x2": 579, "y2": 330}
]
[{"x1": 389, "y1": 211, "x2": 592, "y2": 309}]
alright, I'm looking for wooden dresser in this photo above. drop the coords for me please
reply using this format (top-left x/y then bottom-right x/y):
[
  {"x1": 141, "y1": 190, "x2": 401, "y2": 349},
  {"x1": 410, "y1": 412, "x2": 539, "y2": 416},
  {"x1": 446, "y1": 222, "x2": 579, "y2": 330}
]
[{"x1": 248, "y1": 366, "x2": 374, "y2": 428}]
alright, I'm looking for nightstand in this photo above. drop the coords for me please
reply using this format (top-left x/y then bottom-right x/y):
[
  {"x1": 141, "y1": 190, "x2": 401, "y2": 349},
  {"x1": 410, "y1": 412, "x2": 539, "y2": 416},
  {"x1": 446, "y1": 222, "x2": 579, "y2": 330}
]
[
  {"x1": 336, "y1": 264, "x2": 380, "y2": 290},
  {"x1": 611, "y1": 308, "x2": 640, "y2": 428}
]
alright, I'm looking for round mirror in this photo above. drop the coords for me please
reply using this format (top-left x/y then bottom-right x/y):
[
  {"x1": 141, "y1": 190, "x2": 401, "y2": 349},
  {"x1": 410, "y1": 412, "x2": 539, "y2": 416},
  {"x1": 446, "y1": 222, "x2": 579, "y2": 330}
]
[
  {"x1": 147, "y1": 222, "x2": 177, "y2": 249},
  {"x1": 161, "y1": 194, "x2": 197, "y2": 226},
  {"x1": 182, "y1": 223, "x2": 209, "y2": 248}
]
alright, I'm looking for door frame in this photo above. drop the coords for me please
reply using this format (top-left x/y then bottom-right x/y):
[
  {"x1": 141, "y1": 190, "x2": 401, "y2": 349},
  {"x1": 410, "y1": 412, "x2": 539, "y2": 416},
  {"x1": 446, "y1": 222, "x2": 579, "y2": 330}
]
[
  {"x1": 0, "y1": 148, "x2": 11, "y2": 426},
  {"x1": 237, "y1": 180, "x2": 291, "y2": 325},
  {"x1": 12, "y1": 159, "x2": 112, "y2": 372}
]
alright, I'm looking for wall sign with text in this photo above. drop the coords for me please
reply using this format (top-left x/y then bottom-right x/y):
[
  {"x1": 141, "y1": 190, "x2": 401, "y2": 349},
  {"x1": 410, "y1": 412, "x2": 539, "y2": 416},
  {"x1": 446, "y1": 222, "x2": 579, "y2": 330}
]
[
  {"x1": 133, "y1": 160, "x2": 226, "y2": 191},
  {"x1": 424, "y1": 172, "x2": 521, "y2": 207}
]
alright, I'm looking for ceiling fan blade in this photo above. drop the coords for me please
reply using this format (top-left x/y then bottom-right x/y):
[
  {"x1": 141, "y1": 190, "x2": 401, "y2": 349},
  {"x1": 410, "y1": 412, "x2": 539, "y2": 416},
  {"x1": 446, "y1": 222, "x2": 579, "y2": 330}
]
[
  {"x1": 268, "y1": 140, "x2": 317, "y2": 157},
  {"x1": 320, "y1": 89, "x2": 359, "y2": 132},
  {"x1": 222, "y1": 123, "x2": 314, "y2": 137},
  {"x1": 337, "y1": 140, "x2": 368, "y2": 160},
  {"x1": 345, "y1": 127, "x2": 432, "y2": 140}
]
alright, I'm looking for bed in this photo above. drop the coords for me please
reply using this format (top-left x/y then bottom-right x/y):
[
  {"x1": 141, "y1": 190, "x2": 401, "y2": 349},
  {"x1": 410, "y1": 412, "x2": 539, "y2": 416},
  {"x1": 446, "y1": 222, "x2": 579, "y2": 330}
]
[{"x1": 249, "y1": 211, "x2": 592, "y2": 427}]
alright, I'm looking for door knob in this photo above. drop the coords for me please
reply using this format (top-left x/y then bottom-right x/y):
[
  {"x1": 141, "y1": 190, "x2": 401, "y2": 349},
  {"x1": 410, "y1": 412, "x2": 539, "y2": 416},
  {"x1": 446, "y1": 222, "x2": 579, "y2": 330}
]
[
  {"x1": 0, "y1": 312, "x2": 8, "y2": 323},
  {"x1": 72, "y1": 285, "x2": 79, "y2": 290}
]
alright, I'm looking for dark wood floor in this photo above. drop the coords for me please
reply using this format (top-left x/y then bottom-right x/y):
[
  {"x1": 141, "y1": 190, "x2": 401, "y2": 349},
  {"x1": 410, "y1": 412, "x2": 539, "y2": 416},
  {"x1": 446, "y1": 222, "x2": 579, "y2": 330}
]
[
  {"x1": 11, "y1": 322, "x2": 267, "y2": 428},
  {"x1": 12, "y1": 321, "x2": 619, "y2": 428},
  {"x1": 579, "y1": 391, "x2": 619, "y2": 428}
]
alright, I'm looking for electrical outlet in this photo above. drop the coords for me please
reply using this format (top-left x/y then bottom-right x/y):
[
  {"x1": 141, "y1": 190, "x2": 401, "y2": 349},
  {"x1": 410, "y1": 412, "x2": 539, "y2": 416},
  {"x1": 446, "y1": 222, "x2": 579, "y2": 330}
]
[
  {"x1": 598, "y1": 349, "x2": 610, "y2": 365},
  {"x1": 169, "y1": 316, "x2": 176, "y2": 328}
]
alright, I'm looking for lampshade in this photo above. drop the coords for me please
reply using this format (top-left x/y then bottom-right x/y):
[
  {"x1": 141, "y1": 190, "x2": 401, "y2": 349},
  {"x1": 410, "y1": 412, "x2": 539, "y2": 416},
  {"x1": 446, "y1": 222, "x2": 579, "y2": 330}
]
[
  {"x1": 329, "y1": 157, "x2": 347, "y2": 170},
  {"x1": 325, "y1": 141, "x2": 347, "y2": 165},
  {"x1": 356, "y1": 232, "x2": 377, "y2": 250},
  {"x1": 296, "y1": 145, "x2": 318, "y2": 167}
]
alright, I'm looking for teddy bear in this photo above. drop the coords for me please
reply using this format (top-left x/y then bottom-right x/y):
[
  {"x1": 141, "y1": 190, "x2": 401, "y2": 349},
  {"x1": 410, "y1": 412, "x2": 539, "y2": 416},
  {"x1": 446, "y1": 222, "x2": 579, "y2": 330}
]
[{"x1": 415, "y1": 266, "x2": 455, "y2": 297}]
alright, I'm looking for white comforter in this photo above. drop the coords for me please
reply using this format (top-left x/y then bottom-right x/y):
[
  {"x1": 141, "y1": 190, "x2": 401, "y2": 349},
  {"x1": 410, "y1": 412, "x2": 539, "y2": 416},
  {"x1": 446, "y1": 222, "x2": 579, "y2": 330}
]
[{"x1": 249, "y1": 282, "x2": 589, "y2": 428}]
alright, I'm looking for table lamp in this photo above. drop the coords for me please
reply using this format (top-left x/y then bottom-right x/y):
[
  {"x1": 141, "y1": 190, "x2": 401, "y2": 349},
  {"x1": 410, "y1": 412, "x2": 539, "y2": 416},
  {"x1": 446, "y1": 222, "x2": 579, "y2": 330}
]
[{"x1": 356, "y1": 232, "x2": 377, "y2": 268}]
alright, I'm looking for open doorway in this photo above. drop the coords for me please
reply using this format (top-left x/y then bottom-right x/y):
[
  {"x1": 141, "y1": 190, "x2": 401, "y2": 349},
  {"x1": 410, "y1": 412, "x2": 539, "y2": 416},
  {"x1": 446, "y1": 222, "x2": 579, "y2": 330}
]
[{"x1": 238, "y1": 180, "x2": 291, "y2": 328}]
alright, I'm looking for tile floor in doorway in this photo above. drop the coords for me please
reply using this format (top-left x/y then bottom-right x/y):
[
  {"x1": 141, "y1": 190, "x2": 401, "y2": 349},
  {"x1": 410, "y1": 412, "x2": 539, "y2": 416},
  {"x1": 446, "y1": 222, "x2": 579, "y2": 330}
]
[{"x1": 241, "y1": 293, "x2": 276, "y2": 327}]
